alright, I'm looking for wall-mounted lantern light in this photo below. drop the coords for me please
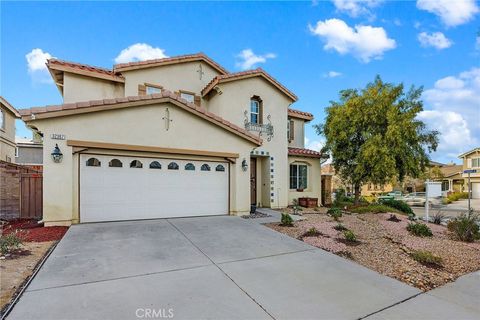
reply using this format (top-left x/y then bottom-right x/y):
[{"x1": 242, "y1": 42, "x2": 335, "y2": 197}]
[
  {"x1": 241, "y1": 159, "x2": 248, "y2": 172},
  {"x1": 51, "y1": 144, "x2": 63, "y2": 163}
]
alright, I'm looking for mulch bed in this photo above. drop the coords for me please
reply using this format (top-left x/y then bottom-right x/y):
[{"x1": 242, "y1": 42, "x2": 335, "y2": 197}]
[
  {"x1": 1, "y1": 219, "x2": 68, "y2": 242},
  {"x1": 266, "y1": 213, "x2": 480, "y2": 291}
]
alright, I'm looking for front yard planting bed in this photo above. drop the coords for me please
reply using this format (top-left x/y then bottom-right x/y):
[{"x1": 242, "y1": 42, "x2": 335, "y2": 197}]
[
  {"x1": 1, "y1": 219, "x2": 69, "y2": 313},
  {"x1": 266, "y1": 213, "x2": 480, "y2": 291}
]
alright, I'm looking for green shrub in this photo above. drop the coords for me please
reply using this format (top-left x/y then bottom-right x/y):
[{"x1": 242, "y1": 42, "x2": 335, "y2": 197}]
[
  {"x1": 343, "y1": 230, "x2": 357, "y2": 242},
  {"x1": 410, "y1": 250, "x2": 443, "y2": 267},
  {"x1": 280, "y1": 213, "x2": 294, "y2": 227},
  {"x1": 407, "y1": 223, "x2": 433, "y2": 237},
  {"x1": 333, "y1": 223, "x2": 348, "y2": 231},
  {"x1": 304, "y1": 227, "x2": 319, "y2": 237},
  {"x1": 432, "y1": 210, "x2": 445, "y2": 225},
  {"x1": 349, "y1": 204, "x2": 400, "y2": 214},
  {"x1": 380, "y1": 199, "x2": 413, "y2": 215},
  {"x1": 327, "y1": 207, "x2": 343, "y2": 221},
  {"x1": 442, "y1": 198, "x2": 452, "y2": 205},
  {"x1": 0, "y1": 232, "x2": 23, "y2": 255},
  {"x1": 447, "y1": 213, "x2": 480, "y2": 242},
  {"x1": 447, "y1": 192, "x2": 469, "y2": 202},
  {"x1": 333, "y1": 189, "x2": 354, "y2": 207}
]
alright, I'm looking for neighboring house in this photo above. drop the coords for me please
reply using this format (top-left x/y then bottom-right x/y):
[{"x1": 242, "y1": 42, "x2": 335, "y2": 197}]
[
  {"x1": 0, "y1": 96, "x2": 20, "y2": 162},
  {"x1": 15, "y1": 134, "x2": 43, "y2": 167},
  {"x1": 431, "y1": 163, "x2": 463, "y2": 195},
  {"x1": 459, "y1": 147, "x2": 480, "y2": 199},
  {"x1": 19, "y1": 53, "x2": 323, "y2": 226}
]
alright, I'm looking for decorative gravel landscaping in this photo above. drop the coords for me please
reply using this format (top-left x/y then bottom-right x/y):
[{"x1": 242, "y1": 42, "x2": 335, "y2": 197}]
[
  {"x1": 267, "y1": 212, "x2": 480, "y2": 291},
  {"x1": 0, "y1": 219, "x2": 69, "y2": 313}
]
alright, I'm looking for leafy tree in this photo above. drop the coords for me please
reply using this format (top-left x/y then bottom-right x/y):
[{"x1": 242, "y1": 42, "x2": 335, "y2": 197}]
[{"x1": 315, "y1": 76, "x2": 439, "y2": 204}]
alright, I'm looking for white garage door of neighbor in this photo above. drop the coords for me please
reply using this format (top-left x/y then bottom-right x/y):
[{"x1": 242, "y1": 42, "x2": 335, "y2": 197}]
[
  {"x1": 472, "y1": 183, "x2": 480, "y2": 199},
  {"x1": 80, "y1": 154, "x2": 229, "y2": 222}
]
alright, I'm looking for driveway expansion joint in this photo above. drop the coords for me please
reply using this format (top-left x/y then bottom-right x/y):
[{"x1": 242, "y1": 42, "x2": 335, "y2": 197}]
[
  {"x1": 217, "y1": 248, "x2": 317, "y2": 265},
  {"x1": 167, "y1": 219, "x2": 277, "y2": 320},
  {"x1": 358, "y1": 291, "x2": 424, "y2": 319}
]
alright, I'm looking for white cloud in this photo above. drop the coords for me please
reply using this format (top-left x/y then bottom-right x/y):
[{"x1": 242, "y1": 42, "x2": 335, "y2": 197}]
[
  {"x1": 420, "y1": 67, "x2": 480, "y2": 159},
  {"x1": 309, "y1": 18, "x2": 396, "y2": 63},
  {"x1": 114, "y1": 43, "x2": 168, "y2": 64},
  {"x1": 418, "y1": 110, "x2": 475, "y2": 155},
  {"x1": 332, "y1": 0, "x2": 383, "y2": 18},
  {"x1": 416, "y1": 0, "x2": 479, "y2": 27},
  {"x1": 25, "y1": 48, "x2": 54, "y2": 83},
  {"x1": 324, "y1": 71, "x2": 342, "y2": 78},
  {"x1": 418, "y1": 32, "x2": 453, "y2": 49},
  {"x1": 305, "y1": 137, "x2": 325, "y2": 152},
  {"x1": 235, "y1": 49, "x2": 276, "y2": 70}
]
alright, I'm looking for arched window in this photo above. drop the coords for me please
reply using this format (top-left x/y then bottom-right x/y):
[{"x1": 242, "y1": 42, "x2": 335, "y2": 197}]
[
  {"x1": 201, "y1": 164, "x2": 211, "y2": 171},
  {"x1": 185, "y1": 163, "x2": 195, "y2": 171},
  {"x1": 86, "y1": 158, "x2": 101, "y2": 167},
  {"x1": 168, "y1": 162, "x2": 179, "y2": 170},
  {"x1": 109, "y1": 159, "x2": 123, "y2": 167},
  {"x1": 215, "y1": 164, "x2": 225, "y2": 172},
  {"x1": 130, "y1": 160, "x2": 143, "y2": 168},
  {"x1": 149, "y1": 161, "x2": 162, "y2": 169},
  {"x1": 250, "y1": 96, "x2": 262, "y2": 124}
]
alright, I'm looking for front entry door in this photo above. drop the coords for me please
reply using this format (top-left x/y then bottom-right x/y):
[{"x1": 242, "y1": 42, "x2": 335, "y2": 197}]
[{"x1": 250, "y1": 158, "x2": 257, "y2": 205}]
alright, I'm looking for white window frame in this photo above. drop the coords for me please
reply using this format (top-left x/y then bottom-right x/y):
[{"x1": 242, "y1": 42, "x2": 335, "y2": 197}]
[
  {"x1": 250, "y1": 100, "x2": 260, "y2": 124},
  {"x1": 0, "y1": 110, "x2": 4, "y2": 130},
  {"x1": 290, "y1": 164, "x2": 308, "y2": 190},
  {"x1": 472, "y1": 158, "x2": 480, "y2": 168}
]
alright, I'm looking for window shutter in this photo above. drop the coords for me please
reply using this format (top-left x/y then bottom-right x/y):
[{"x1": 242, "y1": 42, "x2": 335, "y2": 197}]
[
  {"x1": 194, "y1": 95, "x2": 201, "y2": 107},
  {"x1": 467, "y1": 158, "x2": 472, "y2": 168},
  {"x1": 138, "y1": 84, "x2": 146, "y2": 96},
  {"x1": 289, "y1": 120, "x2": 295, "y2": 141}
]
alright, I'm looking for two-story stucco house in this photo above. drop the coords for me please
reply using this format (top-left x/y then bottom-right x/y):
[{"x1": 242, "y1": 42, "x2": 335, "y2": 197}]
[
  {"x1": 459, "y1": 147, "x2": 480, "y2": 199},
  {"x1": 0, "y1": 96, "x2": 20, "y2": 162},
  {"x1": 19, "y1": 53, "x2": 323, "y2": 226}
]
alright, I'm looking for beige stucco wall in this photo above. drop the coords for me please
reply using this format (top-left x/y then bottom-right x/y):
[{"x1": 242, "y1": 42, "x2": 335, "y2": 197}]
[
  {"x1": 122, "y1": 62, "x2": 221, "y2": 99},
  {"x1": 0, "y1": 105, "x2": 17, "y2": 162},
  {"x1": 287, "y1": 156, "x2": 322, "y2": 205},
  {"x1": 206, "y1": 77, "x2": 292, "y2": 208},
  {"x1": 288, "y1": 117, "x2": 305, "y2": 148},
  {"x1": 28, "y1": 102, "x2": 256, "y2": 226},
  {"x1": 63, "y1": 73, "x2": 124, "y2": 103},
  {"x1": 462, "y1": 150, "x2": 480, "y2": 180}
]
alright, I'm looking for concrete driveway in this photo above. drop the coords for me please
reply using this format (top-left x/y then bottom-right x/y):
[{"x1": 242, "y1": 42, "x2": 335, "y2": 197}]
[{"x1": 6, "y1": 215, "x2": 461, "y2": 319}]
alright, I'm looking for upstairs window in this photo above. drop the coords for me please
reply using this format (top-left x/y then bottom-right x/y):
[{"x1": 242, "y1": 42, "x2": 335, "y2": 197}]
[
  {"x1": 287, "y1": 120, "x2": 295, "y2": 141},
  {"x1": 290, "y1": 164, "x2": 308, "y2": 190},
  {"x1": 146, "y1": 86, "x2": 162, "y2": 94},
  {"x1": 0, "y1": 110, "x2": 4, "y2": 130},
  {"x1": 472, "y1": 158, "x2": 480, "y2": 168},
  {"x1": 180, "y1": 92, "x2": 195, "y2": 103},
  {"x1": 250, "y1": 97, "x2": 262, "y2": 124}
]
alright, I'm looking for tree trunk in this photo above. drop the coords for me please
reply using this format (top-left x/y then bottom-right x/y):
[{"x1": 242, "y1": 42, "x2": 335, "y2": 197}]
[{"x1": 354, "y1": 183, "x2": 361, "y2": 205}]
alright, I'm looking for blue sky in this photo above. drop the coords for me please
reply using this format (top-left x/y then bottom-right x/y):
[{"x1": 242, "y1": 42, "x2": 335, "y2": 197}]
[{"x1": 1, "y1": 0, "x2": 479, "y2": 164}]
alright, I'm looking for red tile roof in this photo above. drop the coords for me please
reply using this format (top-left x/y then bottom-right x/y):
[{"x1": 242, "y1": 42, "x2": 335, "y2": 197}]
[
  {"x1": 288, "y1": 147, "x2": 322, "y2": 158},
  {"x1": 201, "y1": 68, "x2": 298, "y2": 102},
  {"x1": 288, "y1": 108, "x2": 313, "y2": 121},
  {"x1": 47, "y1": 59, "x2": 125, "y2": 82},
  {"x1": 19, "y1": 91, "x2": 262, "y2": 146},
  {"x1": 113, "y1": 53, "x2": 229, "y2": 75}
]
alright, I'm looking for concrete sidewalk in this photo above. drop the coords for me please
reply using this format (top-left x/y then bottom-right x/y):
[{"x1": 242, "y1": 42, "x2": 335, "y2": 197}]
[{"x1": 7, "y1": 215, "x2": 476, "y2": 320}]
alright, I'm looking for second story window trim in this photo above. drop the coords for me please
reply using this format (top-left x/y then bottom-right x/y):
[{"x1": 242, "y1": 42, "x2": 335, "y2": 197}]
[
  {"x1": 250, "y1": 96, "x2": 262, "y2": 124},
  {"x1": 176, "y1": 90, "x2": 201, "y2": 107},
  {"x1": 139, "y1": 83, "x2": 163, "y2": 95}
]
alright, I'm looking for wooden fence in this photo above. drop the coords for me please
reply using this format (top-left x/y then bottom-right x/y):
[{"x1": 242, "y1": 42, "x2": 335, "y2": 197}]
[{"x1": 0, "y1": 160, "x2": 42, "y2": 220}]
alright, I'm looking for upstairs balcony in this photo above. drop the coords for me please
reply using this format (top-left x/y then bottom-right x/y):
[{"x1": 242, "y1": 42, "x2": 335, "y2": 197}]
[{"x1": 244, "y1": 112, "x2": 274, "y2": 141}]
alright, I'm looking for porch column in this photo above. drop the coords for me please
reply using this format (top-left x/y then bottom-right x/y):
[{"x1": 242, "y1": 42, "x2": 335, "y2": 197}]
[{"x1": 449, "y1": 179, "x2": 453, "y2": 192}]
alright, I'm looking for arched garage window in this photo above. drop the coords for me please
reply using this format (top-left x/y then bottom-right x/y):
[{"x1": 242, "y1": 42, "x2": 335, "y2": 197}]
[
  {"x1": 168, "y1": 162, "x2": 179, "y2": 170},
  {"x1": 130, "y1": 160, "x2": 143, "y2": 168},
  {"x1": 185, "y1": 163, "x2": 195, "y2": 171},
  {"x1": 149, "y1": 161, "x2": 162, "y2": 169},
  {"x1": 109, "y1": 159, "x2": 123, "y2": 167},
  {"x1": 215, "y1": 164, "x2": 225, "y2": 172},
  {"x1": 86, "y1": 158, "x2": 101, "y2": 167},
  {"x1": 201, "y1": 164, "x2": 211, "y2": 171}
]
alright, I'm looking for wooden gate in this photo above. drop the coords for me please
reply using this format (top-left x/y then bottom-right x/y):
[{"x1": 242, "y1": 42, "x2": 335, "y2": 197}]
[{"x1": 20, "y1": 172, "x2": 43, "y2": 219}]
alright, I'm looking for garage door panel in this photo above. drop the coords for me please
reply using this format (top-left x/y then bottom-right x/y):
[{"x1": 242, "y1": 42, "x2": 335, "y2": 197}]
[{"x1": 80, "y1": 154, "x2": 228, "y2": 222}]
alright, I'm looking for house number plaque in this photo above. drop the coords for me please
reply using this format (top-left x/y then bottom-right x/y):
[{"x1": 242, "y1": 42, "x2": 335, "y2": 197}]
[{"x1": 50, "y1": 133, "x2": 66, "y2": 140}]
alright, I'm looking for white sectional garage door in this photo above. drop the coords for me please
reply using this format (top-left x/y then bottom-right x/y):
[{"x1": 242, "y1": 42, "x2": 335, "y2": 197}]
[
  {"x1": 472, "y1": 183, "x2": 480, "y2": 199},
  {"x1": 79, "y1": 154, "x2": 229, "y2": 222}
]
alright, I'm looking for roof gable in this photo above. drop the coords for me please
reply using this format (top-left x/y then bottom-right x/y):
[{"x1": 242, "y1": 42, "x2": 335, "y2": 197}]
[
  {"x1": 201, "y1": 68, "x2": 298, "y2": 102},
  {"x1": 459, "y1": 148, "x2": 480, "y2": 158},
  {"x1": 19, "y1": 91, "x2": 261, "y2": 146},
  {"x1": 113, "y1": 53, "x2": 228, "y2": 75},
  {"x1": 0, "y1": 96, "x2": 20, "y2": 118}
]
